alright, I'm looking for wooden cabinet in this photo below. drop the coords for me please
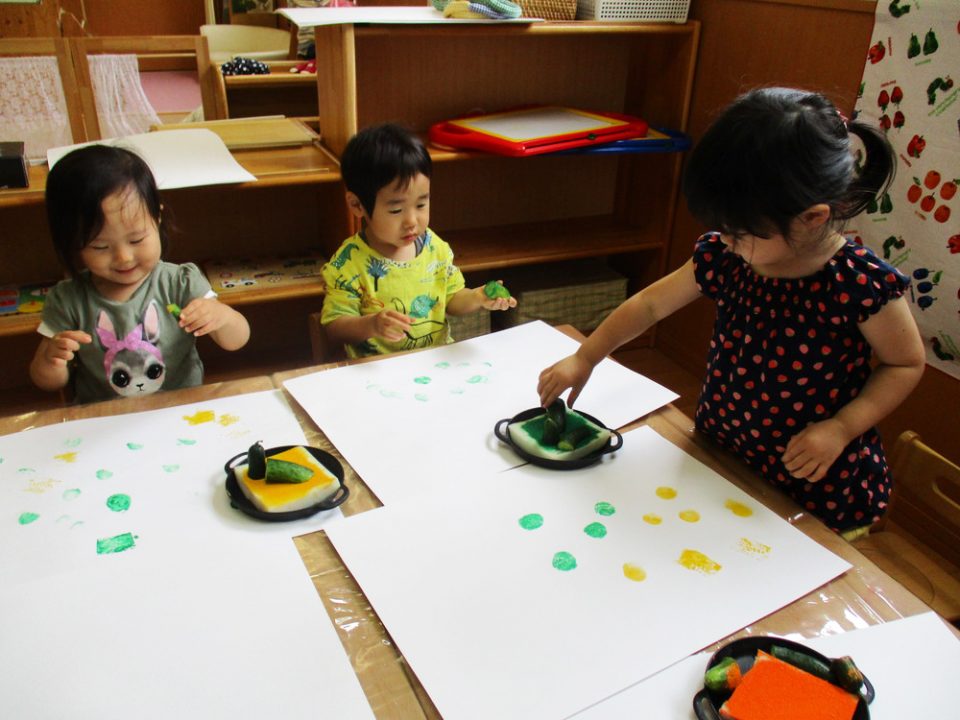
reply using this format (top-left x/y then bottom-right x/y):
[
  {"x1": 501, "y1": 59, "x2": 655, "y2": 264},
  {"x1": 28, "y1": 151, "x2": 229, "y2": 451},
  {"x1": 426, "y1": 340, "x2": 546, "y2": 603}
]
[{"x1": 314, "y1": 19, "x2": 699, "y2": 316}]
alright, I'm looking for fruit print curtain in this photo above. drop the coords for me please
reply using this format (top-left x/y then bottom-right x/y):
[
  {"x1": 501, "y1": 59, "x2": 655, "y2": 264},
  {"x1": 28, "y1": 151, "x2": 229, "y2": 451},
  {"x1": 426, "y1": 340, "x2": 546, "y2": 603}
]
[{"x1": 852, "y1": 0, "x2": 959, "y2": 379}]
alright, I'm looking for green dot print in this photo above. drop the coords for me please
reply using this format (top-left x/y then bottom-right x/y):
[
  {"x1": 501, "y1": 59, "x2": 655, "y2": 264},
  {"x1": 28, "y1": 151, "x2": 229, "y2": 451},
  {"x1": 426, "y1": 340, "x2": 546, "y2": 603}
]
[
  {"x1": 18, "y1": 512, "x2": 39, "y2": 525},
  {"x1": 95, "y1": 469, "x2": 113, "y2": 480},
  {"x1": 415, "y1": 393, "x2": 429, "y2": 402},
  {"x1": 162, "y1": 465, "x2": 180, "y2": 473},
  {"x1": 594, "y1": 501, "x2": 616, "y2": 516},
  {"x1": 583, "y1": 522, "x2": 607, "y2": 539},
  {"x1": 96, "y1": 532, "x2": 137, "y2": 555},
  {"x1": 518, "y1": 513, "x2": 544, "y2": 530},
  {"x1": 126, "y1": 442, "x2": 143, "y2": 451},
  {"x1": 414, "y1": 376, "x2": 432, "y2": 384},
  {"x1": 106, "y1": 494, "x2": 131, "y2": 512},
  {"x1": 435, "y1": 362, "x2": 450, "y2": 369},
  {"x1": 62, "y1": 488, "x2": 81, "y2": 501},
  {"x1": 466, "y1": 375, "x2": 485, "y2": 384},
  {"x1": 176, "y1": 438, "x2": 197, "y2": 446},
  {"x1": 552, "y1": 551, "x2": 577, "y2": 572}
]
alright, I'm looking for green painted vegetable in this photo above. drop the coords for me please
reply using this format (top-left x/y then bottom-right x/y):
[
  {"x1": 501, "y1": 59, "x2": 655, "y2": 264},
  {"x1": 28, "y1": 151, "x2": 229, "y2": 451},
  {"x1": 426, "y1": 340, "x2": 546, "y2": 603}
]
[
  {"x1": 247, "y1": 441, "x2": 266, "y2": 479},
  {"x1": 558, "y1": 425, "x2": 592, "y2": 452},
  {"x1": 546, "y1": 398, "x2": 566, "y2": 433},
  {"x1": 770, "y1": 645, "x2": 832, "y2": 682},
  {"x1": 541, "y1": 416, "x2": 561, "y2": 446},
  {"x1": 830, "y1": 656, "x2": 865, "y2": 693},
  {"x1": 265, "y1": 458, "x2": 313, "y2": 484},
  {"x1": 483, "y1": 280, "x2": 512, "y2": 299},
  {"x1": 704, "y1": 656, "x2": 742, "y2": 692},
  {"x1": 166, "y1": 303, "x2": 181, "y2": 319}
]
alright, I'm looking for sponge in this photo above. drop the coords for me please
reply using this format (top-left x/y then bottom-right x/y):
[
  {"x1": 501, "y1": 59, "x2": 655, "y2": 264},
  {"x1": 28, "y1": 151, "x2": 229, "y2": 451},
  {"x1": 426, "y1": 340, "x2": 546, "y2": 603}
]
[
  {"x1": 234, "y1": 446, "x2": 340, "y2": 513},
  {"x1": 508, "y1": 409, "x2": 610, "y2": 461}
]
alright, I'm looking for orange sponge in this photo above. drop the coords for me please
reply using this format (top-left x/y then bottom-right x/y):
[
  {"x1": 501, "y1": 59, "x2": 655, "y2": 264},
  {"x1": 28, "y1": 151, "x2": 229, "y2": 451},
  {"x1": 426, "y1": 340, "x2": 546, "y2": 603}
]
[{"x1": 718, "y1": 650, "x2": 858, "y2": 720}]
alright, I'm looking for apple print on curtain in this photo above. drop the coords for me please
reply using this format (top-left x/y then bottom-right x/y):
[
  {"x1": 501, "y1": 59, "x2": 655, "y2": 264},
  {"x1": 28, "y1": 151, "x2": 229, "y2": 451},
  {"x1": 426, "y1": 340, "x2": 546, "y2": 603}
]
[{"x1": 851, "y1": 0, "x2": 959, "y2": 379}]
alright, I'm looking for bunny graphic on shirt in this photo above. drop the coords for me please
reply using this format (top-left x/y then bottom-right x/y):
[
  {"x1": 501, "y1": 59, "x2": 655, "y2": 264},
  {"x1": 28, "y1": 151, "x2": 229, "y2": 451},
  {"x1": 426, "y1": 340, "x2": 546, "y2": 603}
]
[{"x1": 95, "y1": 300, "x2": 166, "y2": 397}]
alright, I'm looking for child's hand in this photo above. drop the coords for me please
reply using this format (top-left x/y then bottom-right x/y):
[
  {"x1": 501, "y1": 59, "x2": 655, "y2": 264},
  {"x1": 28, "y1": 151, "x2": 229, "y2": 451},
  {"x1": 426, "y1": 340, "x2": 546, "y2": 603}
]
[
  {"x1": 178, "y1": 297, "x2": 234, "y2": 336},
  {"x1": 781, "y1": 418, "x2": 849, "y2": 483},
  {"x1": 476, "y1": 283, "x2": 517, "y2": 312},
  {"x1": 372, "y1": 309, "x2": 412, "y2": 342},
  {"x1": 538, "y1": 353, "x2": 594, "y2": 408},
  {"x1": 43, "y1": 330, "x2": 92, "y2": 367}
]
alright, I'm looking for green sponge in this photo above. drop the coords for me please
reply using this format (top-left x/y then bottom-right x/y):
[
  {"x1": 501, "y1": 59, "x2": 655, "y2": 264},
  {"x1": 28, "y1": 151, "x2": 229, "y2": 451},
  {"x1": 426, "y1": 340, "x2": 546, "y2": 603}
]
[{"x1": 508, "y1": 408, "x2": 610, "y2": 461}]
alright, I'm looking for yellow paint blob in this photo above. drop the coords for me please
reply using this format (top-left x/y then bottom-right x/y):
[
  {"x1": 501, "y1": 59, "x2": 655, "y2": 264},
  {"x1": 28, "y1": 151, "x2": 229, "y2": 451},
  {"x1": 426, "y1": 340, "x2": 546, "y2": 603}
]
[
  {"x1": 678, "y1": 509, "x2": 700, "y2": 523},
  {"x1": 725, "y1": 498, "x2": 754, "y2": 517},
  {"x1": 738, "y1": 537, "x2": 771, "y2": 556},
  {"x1": 25, "y1": 478, "x2": 59, "y2": 494},
  {"x1": 183, "y1": 410, "x2": 215, "y2": 425},
  {"x1": 218, "y1": 413, "x2": 240, "y2": 427},
  {"x1": 642, "y1": 513, "x2": 663, "y2": 525},
  {"x1": 53, "y1": 452, "x2": 78, "y2": 463},
  {"x1": 622, "y1": 563, "x2": 647, "y2": 582},
  {"x1": 655, "y1": 486, "x2": 677, "y2": 500},
  {"x1": 678, "y1": 548, "x2": 722, "y2": 574}
]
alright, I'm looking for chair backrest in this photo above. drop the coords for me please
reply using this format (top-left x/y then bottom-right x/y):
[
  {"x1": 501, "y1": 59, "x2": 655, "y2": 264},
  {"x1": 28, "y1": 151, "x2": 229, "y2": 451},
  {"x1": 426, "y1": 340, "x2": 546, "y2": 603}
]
[
  {"x1": 200, "y1": 24, "x2": 293, "y2": 64},
  {"x1": 69, "y1": 36, "x2": 217, "y2": 138},
  {"x1": 888, "y1": 431, "x2": 960, "y2": 567},
  {"x1": 0, "y1": 38, "x2": 87, "y2": 157},
  {"x1": 308, "y1": 311, "x2": 346, "y2": 364}
]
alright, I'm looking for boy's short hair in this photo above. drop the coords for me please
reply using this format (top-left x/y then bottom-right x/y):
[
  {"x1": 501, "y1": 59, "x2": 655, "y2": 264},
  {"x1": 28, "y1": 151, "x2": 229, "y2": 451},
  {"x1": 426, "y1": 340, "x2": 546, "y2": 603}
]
[{"x1": 340, "y1": 123, "x2": 432, "y2": 216}]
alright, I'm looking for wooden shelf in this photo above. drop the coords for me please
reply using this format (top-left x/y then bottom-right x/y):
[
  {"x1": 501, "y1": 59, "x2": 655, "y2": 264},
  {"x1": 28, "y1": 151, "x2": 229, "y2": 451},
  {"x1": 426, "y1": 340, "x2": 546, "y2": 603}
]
[
  {"x1": 0, "y1": 313, "x2": 41, "y2": 339},
  {"x1": 449, "y1": 216, "x2": 663, "y2": 272},
  {"x1": 215, "y1": 282, "x2": 324, "y2": 307}
]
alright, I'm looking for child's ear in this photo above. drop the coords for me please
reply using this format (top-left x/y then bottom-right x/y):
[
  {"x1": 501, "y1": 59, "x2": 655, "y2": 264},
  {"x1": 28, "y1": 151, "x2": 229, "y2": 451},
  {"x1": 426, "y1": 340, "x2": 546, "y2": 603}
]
[
  {"x1": 345, "y1": 192, "x2": 366, "y2": 220},
  {"x1": 799, "y1": 203, "x2": 831, "y2": 229}
]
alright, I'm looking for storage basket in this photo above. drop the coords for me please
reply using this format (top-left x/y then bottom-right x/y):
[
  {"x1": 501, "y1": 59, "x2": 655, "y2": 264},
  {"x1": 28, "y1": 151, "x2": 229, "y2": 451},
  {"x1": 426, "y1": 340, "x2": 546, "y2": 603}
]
[
  {"x1": 576, "y1": 0, "x2": 690, "y2": 23},
  {"x1": 449, "y1": 310, "x2": 491, "y2": 342},
  {"x1": 519, "y1": 0, "x2": 577, "y2": 20}
]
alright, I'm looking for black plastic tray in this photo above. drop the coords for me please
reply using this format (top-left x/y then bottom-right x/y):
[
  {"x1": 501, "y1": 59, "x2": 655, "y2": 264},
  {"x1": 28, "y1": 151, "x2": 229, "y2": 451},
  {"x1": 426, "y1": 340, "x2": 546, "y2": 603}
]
[
  {"x1": 224, "y1": 444, "x2": 349, "y2": 522},
  {"x1": 692, "y1": 636, "x2": 874, "y2": 720},
  {"x1": 494, "y1": 407, "x2": 622, "y2": 470}
]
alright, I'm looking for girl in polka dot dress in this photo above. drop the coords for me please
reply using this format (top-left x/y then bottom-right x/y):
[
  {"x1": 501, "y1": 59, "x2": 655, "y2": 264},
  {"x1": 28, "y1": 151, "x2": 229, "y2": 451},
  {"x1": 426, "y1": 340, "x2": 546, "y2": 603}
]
[{"x1": 538, "y1": 87, "x2": 925, "y2": 536}]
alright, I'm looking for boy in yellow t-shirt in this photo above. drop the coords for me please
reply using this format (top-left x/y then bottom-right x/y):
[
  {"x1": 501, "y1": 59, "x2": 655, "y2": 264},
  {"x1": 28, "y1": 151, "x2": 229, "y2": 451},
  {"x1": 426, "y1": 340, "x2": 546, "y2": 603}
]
[{"x1": 321, "y1": 123, "x2": 516, "y2": 358}]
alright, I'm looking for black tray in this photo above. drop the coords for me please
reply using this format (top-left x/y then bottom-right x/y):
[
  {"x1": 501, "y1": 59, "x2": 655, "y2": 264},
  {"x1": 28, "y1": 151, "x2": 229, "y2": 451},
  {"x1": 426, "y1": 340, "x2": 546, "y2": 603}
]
[
  {"x1": 692, "y1": 636, "x2": 874, "y2": 720},
  {"x1": 494, "y1": 407, "x2": 622, "y2": 470},
  {"x1": 224, "y1": 444, "x2": 349, "y2": 522}
]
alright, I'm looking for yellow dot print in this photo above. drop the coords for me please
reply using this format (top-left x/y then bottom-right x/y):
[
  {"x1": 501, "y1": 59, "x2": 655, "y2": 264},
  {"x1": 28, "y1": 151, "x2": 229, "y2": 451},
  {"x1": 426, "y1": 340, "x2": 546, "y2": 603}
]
[
  {"x1": 738, "y1": 537, "x2": 771, "y2": 556},
  {"x1": 678, "y1": 548, "x2": 722, "y2": 574},
  {"x1": 725, "y1": 499, "x2": 754, "y2": 517},
  {"x1": 183, "y1": 410, "x2": 216, "y2": 425},
  {"x1": 678, "y1": 509, "x2": 700, "y2": 523},
  {"x1": 53, "y1": 452, "x2": 79, "y2": 463},
  {"x1": 623, "y1": 563, "x2": 647, "y2": 582},
  {"x1": 642, "y1": 513, "x2": 662, "y2": 525},
  {"x1": 655, "y1": 486, "x2": 677, "y2": 500},
  {"x1": 217, "y1": 413, "x2": 240, "y2": 427}
]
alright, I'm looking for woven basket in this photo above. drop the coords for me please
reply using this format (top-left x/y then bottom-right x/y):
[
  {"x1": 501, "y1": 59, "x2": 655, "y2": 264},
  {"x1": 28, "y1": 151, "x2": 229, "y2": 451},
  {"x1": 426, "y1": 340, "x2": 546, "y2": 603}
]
[{"x1": 518, "y1": 0, "x2": 577, "y2": 20}]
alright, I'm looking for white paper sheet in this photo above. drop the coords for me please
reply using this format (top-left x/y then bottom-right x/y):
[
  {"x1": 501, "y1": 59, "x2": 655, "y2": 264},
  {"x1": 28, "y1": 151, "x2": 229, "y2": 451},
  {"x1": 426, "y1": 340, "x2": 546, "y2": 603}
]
[
  {"x1": 283, "y1": 321, "x2": 678, "y2": 505},
  {"x1": 0, "y1": 536, "x2": 374, "y2": 720},
  {"x1": 0, "y1": 390, "x2": 343, "y2": 585},
  {"x1": 326, "y1": 426, "x2": 851, "y2": 720},
  {"x1": 46, "y1": 128, "x2": 256, "y2": 189},
  {"x1": 574, "y1": 612, "x2": 960, "y2": 718},
  {"x1": 278, "y1": 6, "x2": 541, "y2": 27}
]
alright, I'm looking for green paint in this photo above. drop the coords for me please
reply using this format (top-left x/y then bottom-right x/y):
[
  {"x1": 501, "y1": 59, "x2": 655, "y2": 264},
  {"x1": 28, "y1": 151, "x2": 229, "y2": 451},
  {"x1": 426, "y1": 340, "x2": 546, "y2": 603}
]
[
  {"x1": 552, "y1": 551, "x2": 577, "y2": 572},
  {"x1": 414, "y1": 376, "x2": 432, "y2": 384},
  {"x1": 95, "y1": 469, "x2": 113, "y2": 480},
  {"x1": 584, "y1": 522, "x2": 607, "y2": 538},
  {"x1": 96, "y1": 532, "x2": 137, "y2": 555},
  {"x1": 62, "y1": 488, "x2": 81, "y2": 501},
  {"x1": 435, "y1": 362, "x2": 450, "y2": 369},
  {"x1": 126, "y1": 442, "x2": 143, "y2": 450},
  {"x1": 457, "y1": 362, "x2": 469, "y2": 367},
  {"x1": 64, "y1": 438, "x2": 82, "y2": 448},
  {"x1": 176, "y1": 438, "x2": 197, "y2": 446},
  {"x1": 594, "y1": 501, "x2": 616, "y2": 516},
  {"x1": 518, "y1": 513, "x2": 544, "y2": 530},
  {"x1": 466, "y1": 375, "x2": 486, "y2": 384},
  {"x1": 379, "y1": 389, "x2": 401, "y2": 399},
  {"x1": 162, "y1": 464, "x2": 180, "y2": 473},
  {"x1": 414, "y1": 393, "x2": 429, "y2": 402},
  {"x1": 518, "y1": 411, "x2": 599, "y2": 451},
  {"x1": 18, "y1": 467, "x2": 35, "y2": 473},
  {"x1": 106, "y1": 494, "x2": 131, "y2": 512},
  {"x1": 71, "y1": 521, "x2": 84, "y2": 529},
  {"x1": 18, "y1": 512, "x2": 39, "y2": 525}
]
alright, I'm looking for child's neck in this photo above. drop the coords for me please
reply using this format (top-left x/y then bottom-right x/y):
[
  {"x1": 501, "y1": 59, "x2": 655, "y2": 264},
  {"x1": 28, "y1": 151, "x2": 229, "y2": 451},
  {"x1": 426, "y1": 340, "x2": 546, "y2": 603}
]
[{"x1": 753, "y1": 232, "x2": 846, "y2": 279}]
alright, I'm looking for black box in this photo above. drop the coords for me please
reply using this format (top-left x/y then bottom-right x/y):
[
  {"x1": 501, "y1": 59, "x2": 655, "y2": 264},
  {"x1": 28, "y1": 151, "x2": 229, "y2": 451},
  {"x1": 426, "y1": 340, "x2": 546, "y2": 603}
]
[{"x1": 0, "y1": 142, "x2": 29, "y2": 189}]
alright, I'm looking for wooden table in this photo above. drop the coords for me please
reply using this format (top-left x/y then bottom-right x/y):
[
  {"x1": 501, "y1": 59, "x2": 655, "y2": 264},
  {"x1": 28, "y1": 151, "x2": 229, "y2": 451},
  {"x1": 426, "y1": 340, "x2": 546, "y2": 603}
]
[{"x1": 270, "y1": 329, "x2": 940, "y2": 720}]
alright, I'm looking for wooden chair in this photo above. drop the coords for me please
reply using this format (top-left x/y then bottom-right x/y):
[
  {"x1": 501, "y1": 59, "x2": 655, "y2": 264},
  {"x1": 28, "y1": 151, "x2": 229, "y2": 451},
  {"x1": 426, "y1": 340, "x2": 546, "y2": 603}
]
[
  {"x1": 69, "y1": 36, "x2": 218, "y2": 137},
  {"x1": 0, "y1": 37, "x2": 87, "y2": 152},
  {"x1": 852, "y1": 431, "x2": 960, "y2": 623},
  {"x1": 307, "y1": 312, "x2": 345, "y2": 364}
]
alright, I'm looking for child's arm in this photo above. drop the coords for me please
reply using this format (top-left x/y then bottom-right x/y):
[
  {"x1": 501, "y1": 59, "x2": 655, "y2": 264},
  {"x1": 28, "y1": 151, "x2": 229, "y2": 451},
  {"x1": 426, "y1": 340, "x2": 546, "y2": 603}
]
[
  {"x1": 538, "y1": 259, "x2": 700, "y2": 407},
  {"x1": 446, "y1": 283, "x2": 517, "y2": 316},
  {"x1": 325, "y1": 310, "x2": 413, "y2": 346},
  {"x1": 178, "y1": 298, "x2": 250, "y2": 351},
  {"x1": 29, "y1": 330, "x2": 92, "y2": 391},
  {"x1": 782, "y1": 296, "x2": 925, "y2": 482}
]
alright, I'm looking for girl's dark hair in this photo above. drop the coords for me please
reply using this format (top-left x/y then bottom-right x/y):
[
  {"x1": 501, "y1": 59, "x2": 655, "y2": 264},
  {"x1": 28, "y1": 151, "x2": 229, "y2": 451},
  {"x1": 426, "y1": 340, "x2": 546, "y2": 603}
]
[
  {"x1": 682, "y1": 86, "x2": 895, "y2": 239},
  {"x1": 340, "y1": 123, "x2": 432, "y2": 216},
  {"x1": 45, "y1": 145, "x2": 167, "y2": 278}
]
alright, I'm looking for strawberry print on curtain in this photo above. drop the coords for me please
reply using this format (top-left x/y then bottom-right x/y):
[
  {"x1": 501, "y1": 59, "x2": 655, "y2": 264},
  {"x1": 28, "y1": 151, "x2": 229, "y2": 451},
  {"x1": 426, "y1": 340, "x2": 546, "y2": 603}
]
[{"x1": 851, "y1": 0, "x2": 959, "y2": 378}]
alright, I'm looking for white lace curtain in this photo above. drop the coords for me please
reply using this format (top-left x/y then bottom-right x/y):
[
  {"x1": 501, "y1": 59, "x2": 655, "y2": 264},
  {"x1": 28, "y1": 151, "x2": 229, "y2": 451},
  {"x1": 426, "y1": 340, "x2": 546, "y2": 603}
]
[
  {"x1": 88, "y1": 54, "x2": 161, "y2": 139},
  {"x1": 0, "y1": 56, "x2": 74, "y2": 161}
]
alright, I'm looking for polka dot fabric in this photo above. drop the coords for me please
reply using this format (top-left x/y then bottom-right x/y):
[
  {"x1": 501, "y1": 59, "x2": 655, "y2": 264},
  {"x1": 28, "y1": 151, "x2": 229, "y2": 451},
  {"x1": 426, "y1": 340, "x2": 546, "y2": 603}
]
[{"x1": 692, "y1": 233, "x2": 910, "y2": 531}]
